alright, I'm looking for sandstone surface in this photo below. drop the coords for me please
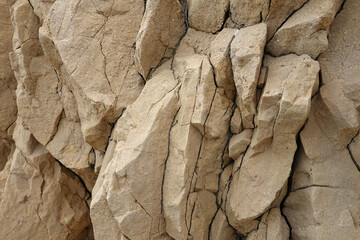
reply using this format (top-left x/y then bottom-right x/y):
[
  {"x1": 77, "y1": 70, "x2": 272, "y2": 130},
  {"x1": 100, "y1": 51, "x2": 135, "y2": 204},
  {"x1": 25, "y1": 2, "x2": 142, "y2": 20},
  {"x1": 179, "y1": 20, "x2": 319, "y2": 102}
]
[{"x1": 0, "y1": 0, "x2": 357, "y2": 239}]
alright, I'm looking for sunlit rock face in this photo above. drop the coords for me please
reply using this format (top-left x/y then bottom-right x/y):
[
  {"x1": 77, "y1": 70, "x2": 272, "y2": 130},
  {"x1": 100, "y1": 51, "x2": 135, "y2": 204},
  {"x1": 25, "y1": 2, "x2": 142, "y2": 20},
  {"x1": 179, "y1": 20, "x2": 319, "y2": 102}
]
[{"x1": 1, "y1": 0, "x2": 358, "y2": 239}]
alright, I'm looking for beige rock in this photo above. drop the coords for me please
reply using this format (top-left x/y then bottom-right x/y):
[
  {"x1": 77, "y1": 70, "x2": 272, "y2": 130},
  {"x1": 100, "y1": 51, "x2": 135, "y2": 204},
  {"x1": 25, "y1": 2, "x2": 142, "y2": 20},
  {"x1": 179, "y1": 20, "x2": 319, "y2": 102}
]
[
  {"x1": 246, "y1": 209, "x2": 289, "y2": 240},
  {"x1": 227, "y1": 54, "x2": 319, "y2": 235},
  {"x1": 217, "y1": 164, "x2": 233, "y2": 210},
  {"x1": 0, "y1": 1, "x2": 16, "y2": 170},
  {"x1": 230, "y1": 0, "x2": 269, "y2": 26},
  {"x1": 135, "y1": 0, "x2": 185, "y2": 78},
  {"x1": 231, "y1": 23, "x2": 267, "y2": 128},
  {"x1": 91, "y1": 62, "x2": 180, "y2": 240},
  {"x1": 44, "y1": 0, "x2": 145, "y2": 151},
  {"x1": 188, "y1": 0, "x2": 229, "y2": 33},
  {"x1": 264, "y1": 0, "x2": 308, "y2": 39},
  {"x1": 210, "y1": 28, "x2": 237, "y2": 100},
  {"x1": 267, "y1": 0, "x2": 344, "y2": 59},
  {"x1": 0, "y1": 144, "x2": 91, "y2": 240},
  {"x1": 210, "y1": 210, "x2": 237, "y2": 240},
  {"x1": 230, "y1": 107, "x2": 243, "y2": 134},
  {"x1": 284, "y1": 2, "x2": 360, "y2": 237},
  {"x1": 188, "y1": 190, "x2": 217, "y2": 240},
  {"x1": 229, "y1": 129, "x2": 252, "y2": 160}
]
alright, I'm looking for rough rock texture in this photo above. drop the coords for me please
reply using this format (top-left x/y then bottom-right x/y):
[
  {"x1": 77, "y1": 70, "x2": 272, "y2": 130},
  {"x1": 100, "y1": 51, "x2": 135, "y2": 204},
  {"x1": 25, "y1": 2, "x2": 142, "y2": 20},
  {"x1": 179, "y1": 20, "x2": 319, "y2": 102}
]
[{"x1": 0, "y1": 0, "x2": 358, "y2": 239}]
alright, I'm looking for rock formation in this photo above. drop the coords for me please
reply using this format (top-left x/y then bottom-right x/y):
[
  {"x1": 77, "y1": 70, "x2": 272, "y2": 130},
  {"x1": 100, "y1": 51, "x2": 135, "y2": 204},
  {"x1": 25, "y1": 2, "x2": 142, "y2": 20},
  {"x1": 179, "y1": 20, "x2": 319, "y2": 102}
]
[{"x1": 0, "y1": 0, "x2": 358, "y2": 239}]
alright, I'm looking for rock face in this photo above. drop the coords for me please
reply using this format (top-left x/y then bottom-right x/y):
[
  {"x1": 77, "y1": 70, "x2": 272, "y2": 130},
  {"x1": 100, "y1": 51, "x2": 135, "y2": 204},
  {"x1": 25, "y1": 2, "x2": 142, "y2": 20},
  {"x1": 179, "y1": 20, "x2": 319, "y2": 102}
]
[{"x1": 0, "y1": 0, "x2": 358, "y2": 239}]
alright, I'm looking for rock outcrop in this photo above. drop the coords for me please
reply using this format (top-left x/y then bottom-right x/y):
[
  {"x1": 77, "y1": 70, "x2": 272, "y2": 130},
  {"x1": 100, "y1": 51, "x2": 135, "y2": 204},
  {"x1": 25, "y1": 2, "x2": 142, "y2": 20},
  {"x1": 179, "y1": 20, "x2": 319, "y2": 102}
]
[{"x1": 0, "y1": 0, "x2": 358, "y2": 239}]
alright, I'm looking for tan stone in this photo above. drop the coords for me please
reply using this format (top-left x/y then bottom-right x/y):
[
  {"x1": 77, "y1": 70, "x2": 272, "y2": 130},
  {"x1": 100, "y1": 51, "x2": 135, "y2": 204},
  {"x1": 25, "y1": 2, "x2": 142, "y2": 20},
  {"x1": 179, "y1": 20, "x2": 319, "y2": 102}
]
[
  {"x1": 44, "y1": 0, "x2": 145, "y2": 151},
  {"x1": 0, "y1": 1, "x2": 16, "y2": 171},
  {"x1": 91, "y1": 62, "x2": 180, "y2": 240},
  {"x1": 230, "y1": 107, "x2": 243, "y2": 134},
  {"x1": 264, "y1": 0, "x2": 308, "y2": 39},
  {"x1": 135, "y1": 0, "x2": 185, "y2": 78},
  {"x1": 229, "y1": 129, "x2": 252, "y2": 160},
  {"x1": 231, "y1": 23, "x2": 267, "y2": 128},
  {"x1": 188, "y1": 0, "x2": 229, "y2": 33},
  {"x1": 210, "y1": 28, "x2": 237, "y2": 100},
  {"x1": 210, "y1": 210, "x2": 237, "y2": 240},
  {"x1": 246, "y1": 209, "x2": 289, "y2": 240},
  {"x1": 267, "y1": 0, "x2": 344, "y2": 59},
  {"x1": 284, "y1": 2, "x2": 360, "y2": 237},
  {"x1": 0, "y1": 144, "x2": 91, "y2": 240},
  {"x1": 230, "y1": 0, "x2": 269, "y2": 26},
  {"x1": 227, "y1": 54, "x2": 319, "y2": 235}
]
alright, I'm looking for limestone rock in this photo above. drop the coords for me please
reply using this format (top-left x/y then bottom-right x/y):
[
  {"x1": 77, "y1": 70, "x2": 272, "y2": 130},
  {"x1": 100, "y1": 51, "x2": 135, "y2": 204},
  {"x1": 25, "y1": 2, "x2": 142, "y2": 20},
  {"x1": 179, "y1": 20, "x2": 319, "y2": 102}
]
[
  {"x1": 210, "y1": 210, "x2": 237, "y2": 240},
  {"x1": 0, "y1": 1, "x2": 16, "y2": 170},
  {"x1": 267, "y1": 0, "x2": 344, "y2": 59},
  {"x1": 0, "y1": 135, "x2": 92, "y2": 239},
  {"x1": 231, "y1": 23, "x2": 267, "y2": 129},
  {"x1": 230, "y1": 107, "x2": 243, "y2": 134},
  {"x1": 188, "y1": 0, "x2": 229, "y2": 33},
  {"x1": 210, "y1": 28, "x2": 237, "y2": 100},
  {"x1": 230, "y1": 0, "x2": 269, "y2": 27},
  {"x1": 135, "y1": 0, "x2": 185, "y2": 78},
  {"x1": 284, "y1": 2, "x2": 360, "y2": 237},
  {"x1": 229, "y1": 129, "x2": 252, "y2": 160},
  {"x1": 245, "y1": 209, "x2": 289, "y2": 240},
  {"x1": 44, "y1": 0, "x2": 145, "y2": 151},
  {"x1": 227, "y1": 54, "x2": 319, "y2": 234},
  {"x1": 91, "y1": 62, "x2": 180, "y2": 240}
]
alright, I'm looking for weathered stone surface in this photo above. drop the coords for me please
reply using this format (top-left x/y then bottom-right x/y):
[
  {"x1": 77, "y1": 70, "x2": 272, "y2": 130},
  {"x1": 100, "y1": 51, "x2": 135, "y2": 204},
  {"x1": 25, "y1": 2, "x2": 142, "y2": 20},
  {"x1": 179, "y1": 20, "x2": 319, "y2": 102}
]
[
  {"x1": 229, "y1": 129, "x2": 252, "y2": 160},
  {"x1": 245, "y1": 208, "x2": 289, "y2": 240},
  {"x1": 188, "y1": 0, "x2": 229, "y2": 33},
  {"x1": 135, "y1": 0, "x2": 185, "y2": 78},
  {"x1": 284, "y1": 1, "x2": 360, "y2": 238},
  {"x1": 210, "y1": 210, "x2": 237, "y2": 240},
  {"x1": 1, "y1": 0, "x2": 359, "y2": 239},
  {"x1": 0, "y1": 1, "x2": 16, "y2": 170},
  {"x1": 227, "y1": 54, "x2": 319, "y2": 234},
  {"x1": 91, "y1": 62, "x2": 180, "y2": 240},
  {"x1": 0, "y1": 123, "x2": 92, "y2": 240},
  {"x1": 231, "y1": 23, "x2": 267, "y2": 129},
  {"x1": 230, "y1": 0, "x2": 269, "y2": 27},
  {"x1": 267, "y1": 0, "x2": 344, "y2": 59},
  {"x1": 43, "y1": 0, "x2": 145, "y2": 151}
]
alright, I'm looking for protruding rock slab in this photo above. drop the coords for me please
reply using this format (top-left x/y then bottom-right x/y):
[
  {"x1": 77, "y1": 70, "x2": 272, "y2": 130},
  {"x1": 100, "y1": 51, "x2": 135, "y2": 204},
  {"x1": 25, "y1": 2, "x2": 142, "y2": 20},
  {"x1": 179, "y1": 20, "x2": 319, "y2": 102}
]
[
  {"x1": 188, "y1": 0, "x2": 229, "y2": 33},
  {"x1": 210, "y1": 210, "x2": 237, "y2": 240},
  {"x1": 229, "y1": 129, "x2": 252, "y2": 160},
  {"x1": 0, "y1": 140, "x2": 91, "y2": 239},
  {"x1": 231, "y1": 23, "x2": 267, "y2": 129},
  {"x1": 91, "y1": 63, "x2": 180, "y2": 240},
  {"x1": 245, "y1": 208, "x2": 289, "y2": 240},
  {"x1": 267, "y1": 0, "x2": 344, "y2": 59},
  {"x1": 227, "y1": 54, "x2": 319, "y2": 234},
  {"x1": 135, "y1": 0, "x2": 185, "y2": 78},
  {"x1": 45, "y1": 0, "x2": 145, "y2": 151}
]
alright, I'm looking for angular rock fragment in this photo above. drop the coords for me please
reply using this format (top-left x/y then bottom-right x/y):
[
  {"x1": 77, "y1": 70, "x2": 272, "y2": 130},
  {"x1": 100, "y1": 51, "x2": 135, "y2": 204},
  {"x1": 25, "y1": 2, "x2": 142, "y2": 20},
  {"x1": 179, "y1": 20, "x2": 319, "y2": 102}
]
[
  {"x1": 227, "y1": 54, "x2": 319, "y2": 234},
  {"x1": 230, "y1": 0, "x2": 269, "y2": 27},
  {"x1": 229, "y1": 129, "x2": 252, "y2": 160},
  {"x1": 44, "y1": 0, "x2": 145, "y2": 151},
  {"x1": 91, "y1": 62, "x2": 180, "y2": 240},
  {"x1": 267, "y1": 0, "x2": 344, "y2": 59},
  {"x1": 210, "y1": 210, "x2": 237, "y2": 240},
  {"x1": 230, "y1": 107, "x2": 243, "y2": 134},
  {"x1": 135, "y1": 0, "x2": 185, "y2": 78},
  {"x1": 0, "y1": 123, "x2": 91, "y2": 240},
  {"x1": 245, "y1": 208, "x2": 289, "y2": 240},
  {"x1": 0, "y1": 1, "x2": 16, "y2": 170},
  {"x1": 210, "y1": 28, "x2": 237, "y2": 100},
  {"x1": 284, "y1": 2, "x2": 360, "y2": 236},
  {"x1": 188, "y1": 0, "x2": 229, "y2": 33},
  {"x1": 231, "y1": 23, "x2": 267, "y2": 128}
]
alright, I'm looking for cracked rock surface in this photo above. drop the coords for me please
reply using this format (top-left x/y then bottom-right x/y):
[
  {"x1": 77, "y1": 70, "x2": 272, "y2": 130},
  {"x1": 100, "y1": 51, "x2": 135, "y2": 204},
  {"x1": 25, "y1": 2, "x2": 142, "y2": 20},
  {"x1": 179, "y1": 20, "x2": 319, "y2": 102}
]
[{"x1": 0, "y1": 0, "x2": 358, "y2": 239}]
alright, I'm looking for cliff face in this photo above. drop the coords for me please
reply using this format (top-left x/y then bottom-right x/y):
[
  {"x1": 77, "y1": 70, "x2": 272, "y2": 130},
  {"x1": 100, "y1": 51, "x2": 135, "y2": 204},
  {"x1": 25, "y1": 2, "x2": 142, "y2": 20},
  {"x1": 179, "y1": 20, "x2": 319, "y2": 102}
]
[{"x1": 0, "y1": 0, "x2": 359, "y2": 239}]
